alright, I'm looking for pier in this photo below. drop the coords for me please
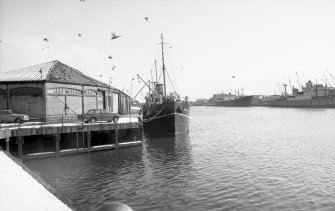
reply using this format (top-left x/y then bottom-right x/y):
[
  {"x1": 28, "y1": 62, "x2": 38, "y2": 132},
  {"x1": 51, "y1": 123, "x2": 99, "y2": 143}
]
[
  {"x1": 0, "y1": 61, "x2": 144, "y2": 160},
  {"x1": 0, "y1": 117, "x2": 143, "y2": 160}
]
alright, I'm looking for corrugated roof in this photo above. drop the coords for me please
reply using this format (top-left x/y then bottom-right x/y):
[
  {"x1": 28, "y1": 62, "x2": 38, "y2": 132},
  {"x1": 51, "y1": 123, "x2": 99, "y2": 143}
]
[
  {"x1": 0, "y1": 60, "x2": 114, "y2": 89},
  {"x1": 0, "y1": 61, "x2": 57, "y2": 82}
]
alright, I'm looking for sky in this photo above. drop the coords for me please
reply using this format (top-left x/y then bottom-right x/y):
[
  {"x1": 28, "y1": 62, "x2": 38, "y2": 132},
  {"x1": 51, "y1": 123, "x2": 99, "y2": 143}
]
[{"x1": 1, "y1": 0, "x2": 335, "y2": 101}]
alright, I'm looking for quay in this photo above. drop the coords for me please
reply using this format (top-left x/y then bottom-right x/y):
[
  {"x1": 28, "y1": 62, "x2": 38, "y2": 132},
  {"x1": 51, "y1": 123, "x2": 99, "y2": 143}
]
[
  {"x1": 0, "y1": 60, "x2": 140, "y2": 210},
  {"x1": 0, "y1": 117, "x2": 142, "y2": 160},
  {"x1": 0, "y1": 150, "x2": 74, "y2": 210},
  {"x1": 0, "y1": 60, "x2": 143, "y2": 160}
]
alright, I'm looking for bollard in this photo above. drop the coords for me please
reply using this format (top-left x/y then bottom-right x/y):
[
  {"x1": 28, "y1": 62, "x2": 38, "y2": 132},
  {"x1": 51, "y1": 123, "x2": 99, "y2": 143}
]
[
  {"x1": 81, "y1": 113, "x2": 84, "y2": 128},
  {"x1": 97, "y1": 202, "x2": 133, "y2": 211}
]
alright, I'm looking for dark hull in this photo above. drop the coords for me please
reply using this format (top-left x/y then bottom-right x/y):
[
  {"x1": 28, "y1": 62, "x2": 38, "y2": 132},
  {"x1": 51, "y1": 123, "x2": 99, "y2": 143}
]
[
  {"x1": 214, "y1": 96, "x2": 252, "y2": 107},
  {"x1": 143, "y1": 101, "x2": 190, "y2": 136},
  {"x1": 269, "y1": 96, "x2": 335, "y2": 108}
]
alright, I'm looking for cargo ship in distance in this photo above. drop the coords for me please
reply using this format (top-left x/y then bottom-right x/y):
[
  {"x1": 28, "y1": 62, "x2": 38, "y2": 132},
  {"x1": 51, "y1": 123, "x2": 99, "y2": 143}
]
[
  {"x1": 269, "y1": 80, "x2": 335, "y2": 108},
  {"x1": 213, "y1": 93, "x2": 252, "y2": 107},
  {"x1": 138, "y1": 34, "x2": 190, "y2": 135}
]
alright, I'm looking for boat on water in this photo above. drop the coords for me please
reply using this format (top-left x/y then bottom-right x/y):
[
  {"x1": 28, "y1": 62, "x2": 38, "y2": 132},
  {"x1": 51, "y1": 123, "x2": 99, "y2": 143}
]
[
  {"x1": 138, "y1": 34, "x2": 190, "y2": 135},
  {"x1": 269, "y1": 80, "x2": 335, "y2": 108},
  {"x1": 213, "y1": 93, "x2": 252, "y2": 107}
]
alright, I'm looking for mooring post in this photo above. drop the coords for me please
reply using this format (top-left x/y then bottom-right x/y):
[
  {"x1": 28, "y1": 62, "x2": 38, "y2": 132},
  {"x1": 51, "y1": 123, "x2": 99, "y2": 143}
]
[
  {"x1": 87, "y1": 131, "x2": 91, "y2": 152},
  {"x1": 55, "y1": 133, "x2": 60, "y2": 157},
  {"x1": 114, "y1": 124, "x2": 119, "y2": 149},
  {"x1": 76, "y1": 132, "x2": 79, "y2": 150},
  {"x1": 17, "y1": 136, "x2": 23, "y2": 158},
  {"x1": 82, "y1": 132, "x2": 85, "y2": 148},
  {"x1": 5, "y1": 137, "x2": 10, "y2": 153}
]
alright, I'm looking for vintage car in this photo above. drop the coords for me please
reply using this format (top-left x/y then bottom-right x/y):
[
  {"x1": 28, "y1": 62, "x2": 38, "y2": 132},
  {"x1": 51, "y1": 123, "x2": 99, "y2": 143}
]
[
  {"x1": 78, "y1": 109, "x2": 119, "y2": 123},
  {"x1": 0, "y1": 110, "x2": 30, "y2": 123}
]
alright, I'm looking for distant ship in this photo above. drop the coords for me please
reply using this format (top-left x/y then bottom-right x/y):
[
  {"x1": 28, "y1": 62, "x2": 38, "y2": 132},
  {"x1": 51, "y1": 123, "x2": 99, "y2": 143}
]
[
  {"x1": 213, "y1": 93, "x2": 252, "y2": 107},
  {"x1": 138, "y1": 34, "x2": 190, "y2": 135},
  {"x1": 269, "y1": 80, "x2": 335, "y2": 108}
]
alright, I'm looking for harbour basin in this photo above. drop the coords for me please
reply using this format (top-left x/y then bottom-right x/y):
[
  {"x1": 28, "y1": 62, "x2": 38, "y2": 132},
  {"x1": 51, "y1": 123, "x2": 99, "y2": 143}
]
[{"x1": 24, "y1": 106, "x2": 335, "y2": 210}]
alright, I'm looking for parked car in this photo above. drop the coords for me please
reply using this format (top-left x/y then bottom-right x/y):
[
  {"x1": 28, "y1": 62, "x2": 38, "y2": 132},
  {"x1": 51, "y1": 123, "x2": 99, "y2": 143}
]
[
  {"x1": 0, "y1": 110, "x2": 30, "y2": 123},
  {"x1": 78, "y1": 109, "x2": 119, "y2": 123}
]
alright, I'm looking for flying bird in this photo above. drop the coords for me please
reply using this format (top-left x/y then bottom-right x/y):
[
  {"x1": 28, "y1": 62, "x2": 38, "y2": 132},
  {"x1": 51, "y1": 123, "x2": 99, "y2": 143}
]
[
  {"x1": 108, "y1": 55, "x2": 112, "y2": 60},
  {"x1": 111, "y1": 33, "x2": 120, "y2": 40},
  {"x1": 144, "y1": 17, "x2": 149, "y2": 22},
  {"x1": 232, "y1": 76, "x2": 235, "y2": 78},
  {"x1": 111, "y1": 65, "x2": 116, "y2": 70},
  {"x1": 78, "y1": 33, "x2": 82, "y2": 37},
  {"x1": 43, "y1": 38, "x2": 48, "y2": 42}
]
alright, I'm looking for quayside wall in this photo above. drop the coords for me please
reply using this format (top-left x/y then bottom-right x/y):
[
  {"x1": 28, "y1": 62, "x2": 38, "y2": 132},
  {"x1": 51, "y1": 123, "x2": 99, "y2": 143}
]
[{"x1": 0, "y1": 121, "x2": 143, "y2": 160}]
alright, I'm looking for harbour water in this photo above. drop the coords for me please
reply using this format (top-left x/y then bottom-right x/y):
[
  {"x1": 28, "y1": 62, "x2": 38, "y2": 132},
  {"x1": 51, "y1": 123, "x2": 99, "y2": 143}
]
[{"x1": 24, "y1": 106, "x2": 335, "y2": 210}]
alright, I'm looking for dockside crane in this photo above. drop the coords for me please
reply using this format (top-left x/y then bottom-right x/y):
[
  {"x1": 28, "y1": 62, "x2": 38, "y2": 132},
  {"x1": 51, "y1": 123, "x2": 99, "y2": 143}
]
[
  {"x1": 321, "y1": 78, "x2": 330, "y2": 89},
  {"x1": 323, "y1": 73, "x2": 332, "y2": 87},
  {"x1": 328, "y1": 72, "x2": 335, "y2": 87},
  {"x1": 296, "y1": 72, "x2": 303, "y2": 89},
  {"x1": 288, "y1": 76, "x2": 293, "y2": 94},
  {"x1": 276, "y1": 83, "x2": 284, "y2": 96}
]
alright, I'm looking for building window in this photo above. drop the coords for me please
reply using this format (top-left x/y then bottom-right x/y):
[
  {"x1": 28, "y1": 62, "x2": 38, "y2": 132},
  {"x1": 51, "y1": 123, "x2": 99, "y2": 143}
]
[
  {"x1": 85, "y1": 89, "x2": 97, "y2": 95},
  {"x1": 47, "y1": 88, "x2": 82, "y2": 95}
]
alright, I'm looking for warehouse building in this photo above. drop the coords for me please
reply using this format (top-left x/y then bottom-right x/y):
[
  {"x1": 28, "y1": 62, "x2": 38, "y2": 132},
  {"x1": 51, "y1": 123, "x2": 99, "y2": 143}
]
[{"x1": 0, "y1": 60, "x2": 131, "y2": 121}]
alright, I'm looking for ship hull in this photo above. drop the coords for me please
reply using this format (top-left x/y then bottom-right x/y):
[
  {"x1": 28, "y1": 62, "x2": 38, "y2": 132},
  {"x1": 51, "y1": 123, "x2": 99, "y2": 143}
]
[
  {"x1": 269, "y1": 96, "x2": 335, "y2": 108},
  {"x1": 214, "y1": 96, "x2": 252, "y2": 107},
  {"x1": 143, "y1": 101, "x2": 190, "y2": 136}
]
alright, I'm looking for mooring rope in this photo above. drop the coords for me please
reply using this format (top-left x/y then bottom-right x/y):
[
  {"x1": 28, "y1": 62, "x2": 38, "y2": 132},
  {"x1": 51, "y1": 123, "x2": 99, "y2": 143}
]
[{"x1": 142, "y1": 104, "x2": 167, "y2": 123}]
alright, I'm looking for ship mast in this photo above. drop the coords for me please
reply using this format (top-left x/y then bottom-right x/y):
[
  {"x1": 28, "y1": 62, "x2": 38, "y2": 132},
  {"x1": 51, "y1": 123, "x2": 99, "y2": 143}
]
[
  {"x1": 160, "y1": 33, "x2": 167, "y2": 98},
  {"x1": 154, "y1": 59, "x2": 158, "y2": 84}
]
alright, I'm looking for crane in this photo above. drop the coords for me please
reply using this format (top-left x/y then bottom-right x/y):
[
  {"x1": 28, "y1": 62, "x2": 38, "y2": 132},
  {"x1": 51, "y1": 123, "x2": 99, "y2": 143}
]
[
  {"x1": 288, "y1": 76, "x2": 293, "y2": 94},
  {"x1": 296, "y1": 72, "x2": 303, "y2": 89}
]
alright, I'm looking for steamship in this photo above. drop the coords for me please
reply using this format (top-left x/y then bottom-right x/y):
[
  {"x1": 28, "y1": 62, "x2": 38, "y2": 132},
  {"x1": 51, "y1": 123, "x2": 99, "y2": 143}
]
[
  {"x1": 269, "y1": 80, "x2": 335, "y2": 108},
  {"x1": 138, "y1": 34, "x2": 190, "y2": 135}
]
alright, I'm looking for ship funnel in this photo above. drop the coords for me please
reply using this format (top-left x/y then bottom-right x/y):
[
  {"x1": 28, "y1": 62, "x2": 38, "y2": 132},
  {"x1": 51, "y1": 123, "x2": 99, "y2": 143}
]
[{"x1": 155, "y1": 83, "x2": 164, "y2": 96}]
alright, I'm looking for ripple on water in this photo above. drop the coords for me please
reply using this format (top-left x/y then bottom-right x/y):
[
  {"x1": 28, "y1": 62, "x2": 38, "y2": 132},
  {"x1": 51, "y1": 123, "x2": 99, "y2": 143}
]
[{"x1": 24, "y1": 107, "x2": 335, "y2": 210}]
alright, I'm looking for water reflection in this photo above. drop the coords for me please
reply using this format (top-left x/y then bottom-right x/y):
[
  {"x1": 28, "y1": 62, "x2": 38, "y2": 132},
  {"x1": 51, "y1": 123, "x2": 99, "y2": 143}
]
[
  {"x1": 23, "y1": 107, "x2": 335, "y2": 211},
  {"x1": 24, "y1": 133, "x2": 196, "y2": 210},
  {"x1": 144, "y1": 133, "x2": 192, "y2": 162},
  {"x1": 137, "y1": 133, "x2": 196, "y2": 210}
]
